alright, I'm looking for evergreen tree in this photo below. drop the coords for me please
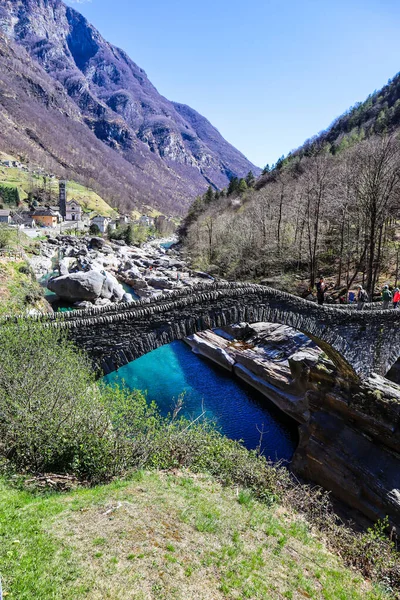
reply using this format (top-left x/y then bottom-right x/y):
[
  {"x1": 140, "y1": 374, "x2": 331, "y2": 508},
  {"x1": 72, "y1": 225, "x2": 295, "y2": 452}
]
[
  {"x1": 245, "y1": 171, "x2": 256, "y2": 187},
  {"x1": 238, "y1": 178, "x2": 248, "y2": 193},
  {"x1": 227, "y1": 177, "x2": 239, "y2": 195},
  {"x1": 204, "y1": 185, "x2": 214, "y2": 204},
  {"x1": 262, "y1": 164, "x2": 270, "y2": 175}
]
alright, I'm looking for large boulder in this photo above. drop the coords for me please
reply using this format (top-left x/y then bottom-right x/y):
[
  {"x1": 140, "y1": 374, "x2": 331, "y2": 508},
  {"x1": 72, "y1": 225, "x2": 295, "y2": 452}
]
[
  {"x1": 47, "y1": 270, "x2": 125, "y2": 302},
  {"x1": 123, "y1": 266, "x2": 142, "y2": 282},
  {"x1": 89, "y1": 237, "x2": 106, "y2": 250},
  {"x1": 129, "y1": 279, "x2": 148, "y2": 292}
]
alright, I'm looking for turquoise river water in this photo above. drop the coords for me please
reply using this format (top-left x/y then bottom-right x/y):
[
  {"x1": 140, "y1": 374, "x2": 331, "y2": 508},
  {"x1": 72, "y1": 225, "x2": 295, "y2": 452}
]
[{"x1": 104, "y1": 340, "x2": 298, "y2": 462}]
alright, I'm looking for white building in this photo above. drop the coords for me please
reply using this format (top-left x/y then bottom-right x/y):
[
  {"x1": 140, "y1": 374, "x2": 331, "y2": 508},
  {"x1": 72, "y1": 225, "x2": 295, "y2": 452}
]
[
  {"x1": 91, "y1": 215, "x2": 110, "y2": 234},
  {"x1": 0, "y1": 209, "x2": 11, "y2": 224},
  {"x1": 118, "y1": 215, "x2": 130, "y2": 227},
  {"x1": 65, "y1": 199, "x2": 82, "y2": 222}
]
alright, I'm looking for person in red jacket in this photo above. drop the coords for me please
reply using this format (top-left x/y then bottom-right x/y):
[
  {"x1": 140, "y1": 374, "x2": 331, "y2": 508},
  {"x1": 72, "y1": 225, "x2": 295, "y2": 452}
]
[{"x1": 393, "y1": 288, "x2": 400, "y2": 309}]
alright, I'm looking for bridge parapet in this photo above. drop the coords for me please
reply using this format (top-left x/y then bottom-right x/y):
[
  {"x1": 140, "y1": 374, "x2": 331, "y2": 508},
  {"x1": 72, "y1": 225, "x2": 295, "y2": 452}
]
[{"x1": 2, "y1": 282, "x2": 400, "y2": 380}]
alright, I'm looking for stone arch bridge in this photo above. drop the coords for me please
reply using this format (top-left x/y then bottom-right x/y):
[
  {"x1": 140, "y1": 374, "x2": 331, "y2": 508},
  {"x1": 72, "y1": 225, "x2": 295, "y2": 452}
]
[{"x1": 5, "y1": 282, "x2": 400, "y2": 380}]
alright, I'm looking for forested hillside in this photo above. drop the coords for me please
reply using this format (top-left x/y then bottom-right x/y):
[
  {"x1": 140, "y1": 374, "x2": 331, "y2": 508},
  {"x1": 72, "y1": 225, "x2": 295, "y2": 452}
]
[{"x1": 182, "y1": 73, "x2": 400, "y2": 297}]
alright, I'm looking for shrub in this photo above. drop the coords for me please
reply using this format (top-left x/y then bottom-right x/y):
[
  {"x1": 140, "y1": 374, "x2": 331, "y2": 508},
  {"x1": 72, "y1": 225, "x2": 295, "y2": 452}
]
[
  {"x1": 0, "y1": 322, "x2": 117, "y2": 481},
  {"x1": 89, "y1": 223, "x2": 101, "y2": 235},
  {"x1": 0, "y1": 224, "x2": 15, "y2": 249}
]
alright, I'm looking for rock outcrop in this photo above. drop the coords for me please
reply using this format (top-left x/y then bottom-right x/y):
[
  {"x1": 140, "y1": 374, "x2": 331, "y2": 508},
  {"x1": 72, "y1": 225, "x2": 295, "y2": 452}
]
[
  {"x1": 47, "y1": 270, "x2": 125, "y2": 302},
  {"x1": 292, "y1": 362, "x2": 400, "y2": 533},
  {"x1": 185, "y1": 324, "x2": 313, "y2": 423},
  {"x1": 185, "y1": 324, "x2": 400, "y2": 532}
]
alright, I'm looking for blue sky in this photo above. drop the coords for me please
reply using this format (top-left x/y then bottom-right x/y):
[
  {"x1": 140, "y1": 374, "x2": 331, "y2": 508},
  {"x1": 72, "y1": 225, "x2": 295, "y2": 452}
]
[{"x1": 65, "y1": 0, "x2": 400, "y2": 168}]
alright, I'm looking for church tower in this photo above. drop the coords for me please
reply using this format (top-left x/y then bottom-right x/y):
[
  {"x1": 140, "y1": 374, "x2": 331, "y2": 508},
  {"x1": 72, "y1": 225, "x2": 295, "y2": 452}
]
[{"x1": 59, "y1": 180, "x2": 67, "y2": 219}]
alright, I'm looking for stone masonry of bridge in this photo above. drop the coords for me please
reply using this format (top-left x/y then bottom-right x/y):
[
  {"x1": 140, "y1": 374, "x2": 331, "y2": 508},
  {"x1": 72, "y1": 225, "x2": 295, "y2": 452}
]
[{"x1": 5, "y1": 282, "x2": 400, "y2": 380}]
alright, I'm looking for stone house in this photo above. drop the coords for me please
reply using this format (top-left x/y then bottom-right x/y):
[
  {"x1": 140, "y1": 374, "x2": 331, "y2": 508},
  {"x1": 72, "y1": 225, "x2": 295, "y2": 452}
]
[
  {"x1": 0, "y1": 209, "x2": 11, "y2": 224},
  {"x1": 138, "y1": 215, "x2": 154, "y2": 227},
  {"x1": 118, "y1": 215, "x2": 130, "y2": 227},
  {"x1": 32, "y1": 208, "x2": 60, "y2": 228},
  {"x1": 12, "y1": 212, "x2": 36, "y2": 228},
  {"x1": 91, "y1": 215, "x2": 110, "y2": 234}
]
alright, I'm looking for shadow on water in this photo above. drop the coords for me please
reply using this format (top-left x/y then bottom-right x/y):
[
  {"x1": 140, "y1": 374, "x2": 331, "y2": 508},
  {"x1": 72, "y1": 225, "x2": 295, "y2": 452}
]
[{"x1": 104, "y1": 340, "x2": 298, "y2": 462}]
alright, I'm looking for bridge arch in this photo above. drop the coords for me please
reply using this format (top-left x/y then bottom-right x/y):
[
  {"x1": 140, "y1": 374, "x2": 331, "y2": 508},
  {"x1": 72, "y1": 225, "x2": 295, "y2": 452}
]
[
  {"x1": 3, "y1": 282, "x2": 398, "y2": 380},
  {"x1": 14, "y1": 282, "x2": 395, "y2": 381}
]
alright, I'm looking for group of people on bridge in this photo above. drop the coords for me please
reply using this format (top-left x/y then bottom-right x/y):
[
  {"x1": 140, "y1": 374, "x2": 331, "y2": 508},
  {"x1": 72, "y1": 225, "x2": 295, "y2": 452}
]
[{"x1": 308, "y1": 276, "x2": 400, "y2": 310}]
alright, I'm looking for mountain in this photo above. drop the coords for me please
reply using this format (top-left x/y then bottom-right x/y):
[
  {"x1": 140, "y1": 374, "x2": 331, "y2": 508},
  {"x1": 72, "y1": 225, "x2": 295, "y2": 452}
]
[{"x1": 0, "y1": 0, "x2": 259, "y2": 214}]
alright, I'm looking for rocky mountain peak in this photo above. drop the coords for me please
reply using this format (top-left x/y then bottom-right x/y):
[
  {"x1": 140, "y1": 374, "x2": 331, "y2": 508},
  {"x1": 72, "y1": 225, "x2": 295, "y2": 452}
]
[{"x1": 0, "y1": 0, "x2": 260, "y2": 213}]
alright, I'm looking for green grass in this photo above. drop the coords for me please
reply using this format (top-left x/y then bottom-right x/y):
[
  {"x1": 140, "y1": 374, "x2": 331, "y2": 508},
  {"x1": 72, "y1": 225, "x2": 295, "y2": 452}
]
[
  {"x1": 0, "y1": 260, "x2": 45, "y2": 316},
  {"x1": 0, "y1": 472, "x2": 391, "y2": 600},
  {"x1": 0, "y1": 162, "x2": 114, "y2": 216}
]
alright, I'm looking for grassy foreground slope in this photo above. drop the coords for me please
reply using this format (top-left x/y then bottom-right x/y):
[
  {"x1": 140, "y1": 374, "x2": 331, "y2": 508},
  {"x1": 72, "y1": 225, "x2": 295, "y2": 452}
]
[
  {"x1": 0, "y1": 472, "x2": 388, "y2": 600},
  {"x1": 0, "y1": 312, "x2": 398, "y2": 599}
]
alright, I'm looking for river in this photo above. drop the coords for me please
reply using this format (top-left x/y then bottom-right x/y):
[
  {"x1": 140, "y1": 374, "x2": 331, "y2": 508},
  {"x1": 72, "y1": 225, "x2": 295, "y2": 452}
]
[{"x1": 104, "y1": 340, "x2": 298, "y2": 461}]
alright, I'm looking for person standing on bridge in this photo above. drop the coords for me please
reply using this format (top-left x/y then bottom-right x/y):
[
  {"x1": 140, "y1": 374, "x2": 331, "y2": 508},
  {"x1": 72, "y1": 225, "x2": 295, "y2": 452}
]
[
  {"x1": 382, "y1": 285, "x2": 392, "y2": 309},
  {"x1": 393, "y1": 288, "x2": 400, "y2": 309},
  {"x1": 316, "y1": 276, "x2": 326, "y2": 306},
  {"x1": 356, "y1": 285, "x2": 368, "y2": 310}
]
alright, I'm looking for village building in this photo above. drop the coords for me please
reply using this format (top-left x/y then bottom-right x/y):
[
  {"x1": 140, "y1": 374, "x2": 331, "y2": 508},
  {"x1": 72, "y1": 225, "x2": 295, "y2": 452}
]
[
  {"x1": 138, "y1": 215, "x2": 154, "y2": 227},
  {"x1": 58, "y1": 180, "x2": 67, "y2": 219},
  {"x1": 90, "y1": 215, "x2": 110, "y2": 234},
  {"x1": 118, "y1": 214, "x2": 130, "y2": 227},
  {"x1": 65, "y1": 199, "x2": 82, "y2": 222},
  {"x1": 32, "y1": 208, "x2": 60, "y2": 228},
  {"x1": 0, "y1": 209, "x2": 11, "y2": 224},
  {"x1": 57, "y1": 180, "x2": 83, "y2": 222},
  {"x1": 12, "y1": 211, "x2": 36, "y2": 228}
]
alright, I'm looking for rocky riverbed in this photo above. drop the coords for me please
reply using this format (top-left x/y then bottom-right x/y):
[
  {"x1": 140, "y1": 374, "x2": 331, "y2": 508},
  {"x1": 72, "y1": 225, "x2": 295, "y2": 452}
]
[{"x1": 30, "y1": 234, "x2": 215, "y2": 309}]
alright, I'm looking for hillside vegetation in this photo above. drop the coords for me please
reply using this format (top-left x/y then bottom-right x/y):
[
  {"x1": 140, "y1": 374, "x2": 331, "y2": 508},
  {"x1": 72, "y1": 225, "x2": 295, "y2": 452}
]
[
  {"x1": 181, "y1": 67, "x2": 400, "y2": 295},
  {"x1": 0, "y1": 156, "x2": 114, "y2": 217},
  {"x1": 182, "y1": 133, "x2": 400, "y2": 297},
  {"x1": 0, "y1": 226, "x2": 46, "y2": 316}
]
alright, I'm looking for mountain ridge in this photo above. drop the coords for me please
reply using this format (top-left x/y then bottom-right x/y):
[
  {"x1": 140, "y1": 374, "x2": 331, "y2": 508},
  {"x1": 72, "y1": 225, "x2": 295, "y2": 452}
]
[{"x1": 0, "y1": 0, "x2": 259, "y2": 214}]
